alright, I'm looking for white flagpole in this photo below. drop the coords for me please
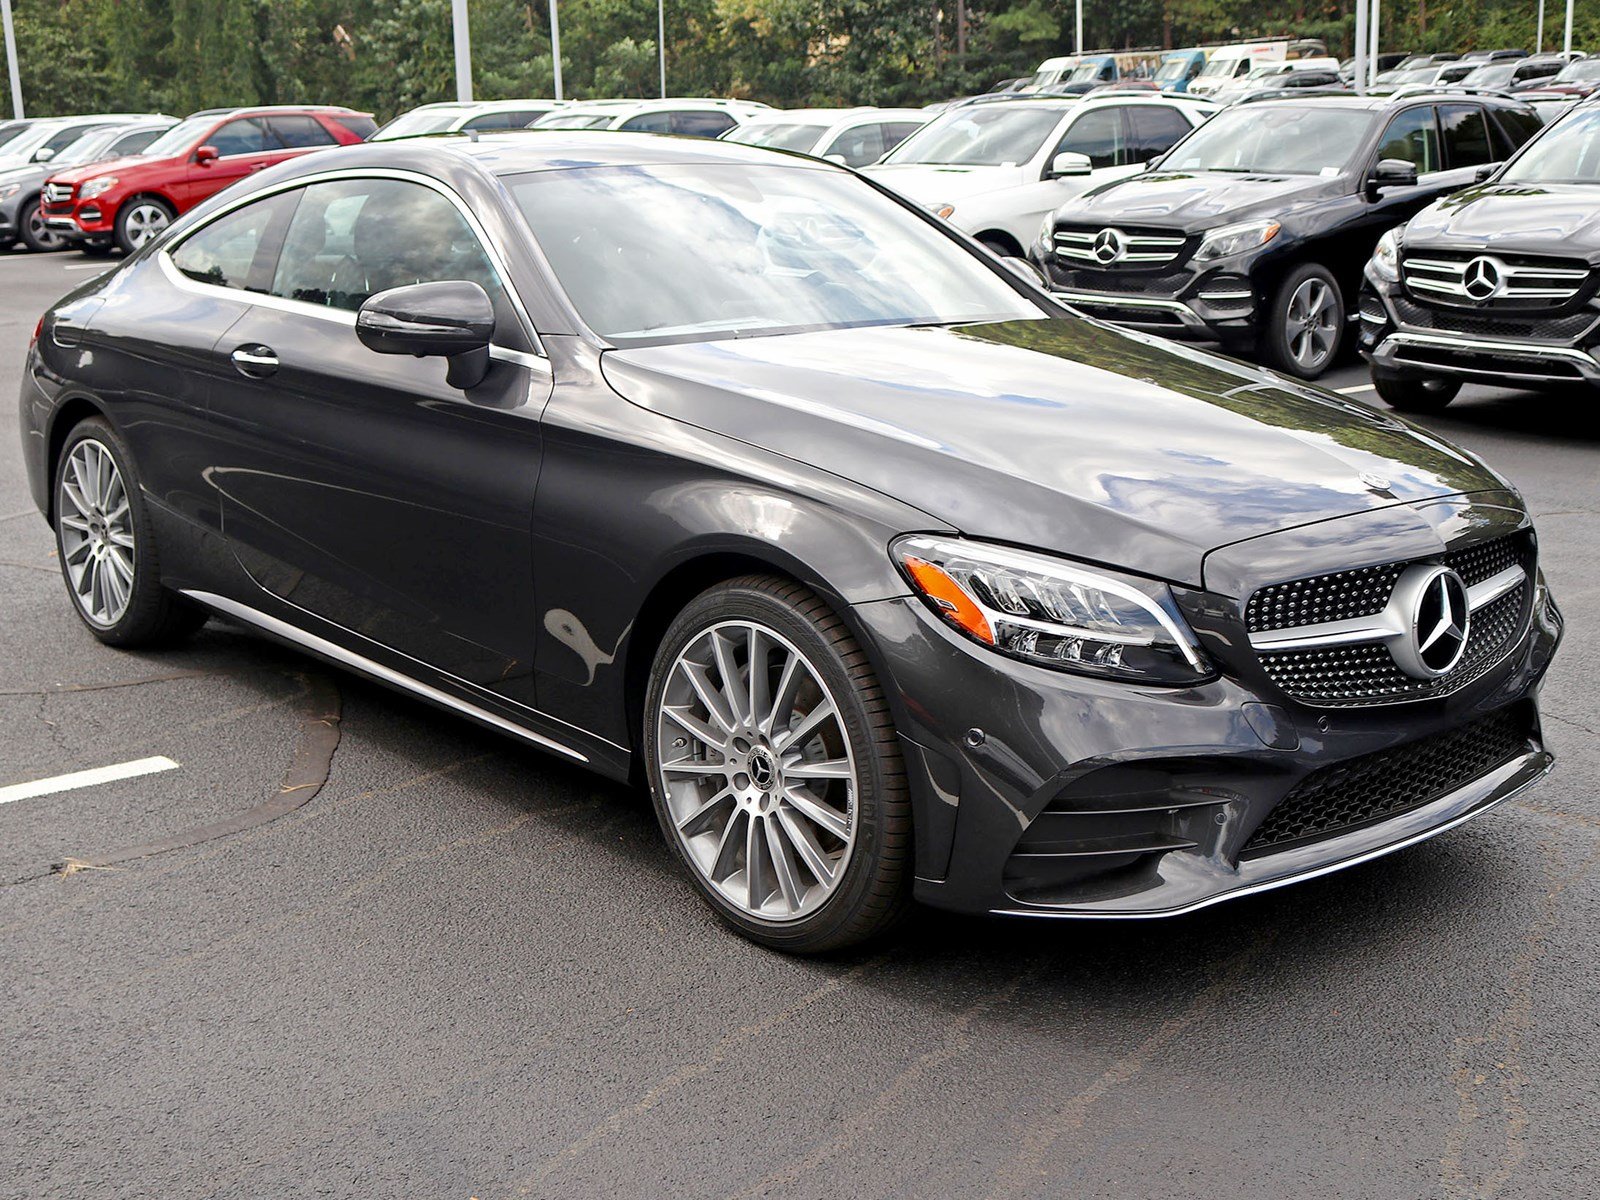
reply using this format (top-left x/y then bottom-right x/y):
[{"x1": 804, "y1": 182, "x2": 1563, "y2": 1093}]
[
  {"x1": 549, "y1": 0, "x2": 564, "y2": 100},
  {"x1": 451, "y1": 0, "x2": 473, "y2": 102},
  {"x1": 0, "y1": 0, "x2": 22, "y2": 120}
]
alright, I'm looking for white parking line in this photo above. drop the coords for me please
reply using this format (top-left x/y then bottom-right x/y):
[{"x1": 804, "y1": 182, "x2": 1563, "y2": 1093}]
[
  {"x1": 1336, "y1": 384, "x2": 1376, "y2": 395},
  {"x1": 0, "y1": 755, "x2": 179, "y2": 806},
  {"x1": 63, "y1": 263, "x2": 111, "y2": 272}
]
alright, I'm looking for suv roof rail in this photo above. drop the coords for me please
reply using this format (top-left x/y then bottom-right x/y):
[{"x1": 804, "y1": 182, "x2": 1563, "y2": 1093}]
[{"x1": 1234, "y1": 87, "x2": 1351, "y2": 104}]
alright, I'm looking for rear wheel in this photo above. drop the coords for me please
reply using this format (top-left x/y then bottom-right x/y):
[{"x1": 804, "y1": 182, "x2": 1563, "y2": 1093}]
[
  {"x1": 79, "y1": 240, "x2": 114, "y2": 257},
  {"x1": 19, "y1": 197, "x2": 62, "y2": 252},
  {"x1": 1372, "y1": 370, "x2": 1461, "y2": 413},
  {"x1": 113, "y1": 198, "x2": 174, "y2": 254},
  {"x1": 53, "y1": 417, "x2": 206, "y2": 646},
  {"x1": 643, "y1": 576, "x2": 911, "y2": 953},
  {"x1": 1266, "y1": 264, "x2": 1344, "y2": 379}
]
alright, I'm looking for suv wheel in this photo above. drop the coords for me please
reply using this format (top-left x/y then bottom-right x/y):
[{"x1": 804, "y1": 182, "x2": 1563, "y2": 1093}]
[
  {"x1": 53, "y1": 417, "x2": 206, "y2": 646},
  {"x1": 643, "y1": 575, "x2": 911, "y2": 953},
  {"x1": 1267, "y1": 264, "x2": 1344, "y2": 379},
  {"x1": 1372, "y1": 370, "x2": 1461, "y2": 413},
  {"x1": 114, "y1": 198, "x2": 174, "y2": 254},
  {"x1": 20, "y1": 198, "x2": 62, "y2": 252}
]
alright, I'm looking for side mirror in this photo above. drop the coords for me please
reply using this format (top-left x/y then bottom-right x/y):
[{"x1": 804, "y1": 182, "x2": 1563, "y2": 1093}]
[
  {"x1": 1474, "y1": 161, "x2": 1500, "y2": 182},
  {"x1": 194, "y1": 145, "x2": 218, "y2": 166},
  {"x1": 356, "y1": 280, "x2": 495, "y2": 390},
  {"x1": 1367, "y1": 157, "x2": 1419, "y2": 192},
  {"x1": 1047, "y1": 151, "x2": 1092, "y2": 179},
  {"x1": 822, "y1": 153, "x2": 849, "y2": 166},
  {"x1": 31, "y1": 146, "x2": 55, "y2": 163}
]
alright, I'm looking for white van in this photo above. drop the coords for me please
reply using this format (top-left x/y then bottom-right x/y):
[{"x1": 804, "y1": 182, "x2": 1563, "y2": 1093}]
[
  {"x1": 1188, "y1": 42, "x2": 1289, "y2": 96},
  {"x1": 1024, "y1": 57, "x2": 1080, "y2": 91}
]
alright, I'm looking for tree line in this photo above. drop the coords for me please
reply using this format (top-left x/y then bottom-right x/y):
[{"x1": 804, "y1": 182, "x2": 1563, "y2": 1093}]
[{"x1": 9, "y1": 0, "x2": 1594, "y2": 120}]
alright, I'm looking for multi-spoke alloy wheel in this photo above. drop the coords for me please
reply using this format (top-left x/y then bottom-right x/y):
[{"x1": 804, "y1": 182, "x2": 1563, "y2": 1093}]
[
  {"x1": 657, "y1": 620, "x2": 858, "y2": 922},
  {"x1": 1269, "y1": 264, "x2": 1344, "y2": 380},
  {"x1": 115, "y1": 200, "x2": 172, "y2": 253},
  {"x1": 58, "y1": 438, "x2": 136, "y2": 628},
  {"x1": 644, "y1": 576, "x2": 910, "y2": 952},
  {"x1": 52, "y1": 418, "x2": 206, "y2": 647}
]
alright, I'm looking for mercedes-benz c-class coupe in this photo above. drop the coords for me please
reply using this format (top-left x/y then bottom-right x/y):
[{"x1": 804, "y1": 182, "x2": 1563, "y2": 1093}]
[{"x1": 18, "y1": 133, "x2": 1562, "y2": 952}]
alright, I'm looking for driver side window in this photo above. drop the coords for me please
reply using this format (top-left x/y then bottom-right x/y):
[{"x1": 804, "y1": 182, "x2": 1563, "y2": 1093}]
[
  {"x1": 1052, "y1": 107, "x2": 1128, "y2": 171},
  {"x1": 1376, "y1": 107, "x2": 1441, "y2": 174}
]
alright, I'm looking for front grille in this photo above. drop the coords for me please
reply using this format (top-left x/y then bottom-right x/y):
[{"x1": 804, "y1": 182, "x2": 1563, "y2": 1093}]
[
  {"x1": 1247, "y1": 533, "x2": 1533, "y2": 707},
  {"x1": 1390, "y1": 294, "x2": 1599, "y2": 342},
  {"x1": 42, "y1": 182, "x2": 73, "y2": 204},
  {"x1": 1241, "y1": 706, "x2": 1533, "y2": 855},
  {"x1": 1054, "y1": 270, "x2": 1194, "y2": 294},
  {"x1": 1401, "y1": 250, "x2": 1591, "y2": 313},
  {"x1": 1052, "y1": 225, "x2": 1190, "y2": 269}
]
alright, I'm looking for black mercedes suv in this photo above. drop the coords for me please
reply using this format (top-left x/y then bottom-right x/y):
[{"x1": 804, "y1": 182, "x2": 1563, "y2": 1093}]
[
  {"x1": 1034, "y1": 94, "x2": 1545, "y2": 378},
  {"x1": 1360, "y1": 99, "x2": 1600, "y2": 410}
]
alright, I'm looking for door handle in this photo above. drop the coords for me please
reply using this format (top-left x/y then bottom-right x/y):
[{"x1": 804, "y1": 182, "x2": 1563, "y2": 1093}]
[
  {"x1": 249, "y1": 161, "x2": 269, "y2": 172},
  {"x1": 231, "y1": 345, "x2": 278, "y2": 377}
]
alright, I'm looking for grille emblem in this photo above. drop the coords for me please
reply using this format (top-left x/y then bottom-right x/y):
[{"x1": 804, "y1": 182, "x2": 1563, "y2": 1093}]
[
  {"x1": 1393, "y1": 565, "x2": 1470, "y2": 678},
  {"x1": 1462, "y1": 256, "x2": 1503, "y2": 302},
  {"x1": 1092, "y1": 228, "x2": 1125, "y2": 264}
]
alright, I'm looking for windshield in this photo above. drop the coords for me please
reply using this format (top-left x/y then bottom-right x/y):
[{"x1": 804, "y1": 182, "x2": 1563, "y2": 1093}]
[
  {"x1": 1555, "y1": 60, "x2": 1600, "y2": 83},
  {"x1": 508, "y1": 163, "x2": 1037, "y2": 344},
  {"x1": 883, "y1": 105, "x2": 1065, "y2": 166},
  {"x1": 372, "y1": 109, "x2": 463, "y2": 139},
  {"x1": 535, "y1": 113, "x2": 617, "y2": 129},
  {"x1": 1162, "y1": 105, "x2": 1371, "y2": 173},
  {"x1": 1067, "y1": 64, "x2": 1102, "y2": 83},
  {"x1": 724, "y1": 123, "x2": 829, "y2": 153},
  {"x1": 52, "y1": 127, "x2": 123, "y2": 166},
  {"x1": 139, "y1": 115, "x2": 218, "y2": 158},
  {"x1": 1463, "y1": 64, "x2": 1515, "y2": 87},
  {"x1": 0, "y1": 123, "x2": 62, "y2": 162},
  {"x1": 1155, "y1": 59, "x2": 1190, "y2": 81},
  {"x1": 1028, "y1": 66, "x2": 1073, "y2": 89},
  {"x1": 1197, "y1": 57, "x2": 1238, "y2": 78},
  {"x1": 1502, "y1": 108, "x2": 1600, "y2": 183}
]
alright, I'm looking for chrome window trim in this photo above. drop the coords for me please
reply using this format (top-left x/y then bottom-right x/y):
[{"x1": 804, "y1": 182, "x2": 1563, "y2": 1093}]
[{"x1": 158, "y1": 164, "x2": 548, "y2": 358}]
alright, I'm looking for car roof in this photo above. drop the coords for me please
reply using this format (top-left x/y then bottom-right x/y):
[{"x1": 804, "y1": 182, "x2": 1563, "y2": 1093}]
[
  {"x1": 741, "y1": 107, "x2": 922, "y2": 124},
  {"x1": 381, "y1": 130, "x2": 842, "y2": 175},
  {"x1": 185, "y1": 105, "x2": 372, "y2": 119}
]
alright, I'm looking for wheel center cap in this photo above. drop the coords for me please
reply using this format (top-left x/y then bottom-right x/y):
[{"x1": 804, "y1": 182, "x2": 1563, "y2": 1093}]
[{"x1": 748, "y1": 749, "x2": 776, "y2": 791}]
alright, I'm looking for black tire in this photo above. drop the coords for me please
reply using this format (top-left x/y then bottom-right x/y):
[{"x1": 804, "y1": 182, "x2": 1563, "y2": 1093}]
[
  {"x1": 78, "y1": 240, "x2": 114, "y2": 257},
  {"x1": 642, "y1": 575, "x2": 911, "y2": 953},
  {"x1": 1372, "y1": 370, "x2": 1461, "y2": 413},
  {"x1": 52, "y1": 417, "x2": 206, "y2": 647},
  {"x1": 977, "y1": 235, "x2": 1015, "y2": 258},
  {"x1": 112, "y1": 196, "x2": 174, "y2": 255},
  {"x1": 18, "y1": 196, "x2": 62, "y2": 252},
  {"x1": 1265, "y1": 263, "x2": 1345, "y2": 380}
]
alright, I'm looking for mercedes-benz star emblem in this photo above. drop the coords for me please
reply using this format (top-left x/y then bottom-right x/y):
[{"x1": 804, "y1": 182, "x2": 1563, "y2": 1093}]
[
  {"x1": 1092, "y1": 228, "x2": 1125, "y2": 264},
  {"x1": 748, "y1": 749, "x2": 776, "y2": 790},
  {"x1": 1391, "y1": 565, "x2": 1471, "y2": 679},
  {"x1": 1462, "y1": 256, "x2": 1502, "y2": 303}
]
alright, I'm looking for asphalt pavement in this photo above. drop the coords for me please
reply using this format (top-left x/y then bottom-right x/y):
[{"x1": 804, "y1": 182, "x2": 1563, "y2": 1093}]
[{"x1": 2, "y1": 248, "x2": 1597, "y2": 1200}]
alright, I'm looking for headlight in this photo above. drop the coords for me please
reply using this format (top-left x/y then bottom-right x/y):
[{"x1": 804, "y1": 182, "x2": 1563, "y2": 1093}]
[
  {"x1": 79, "y1": 177, "x2": 117, "y2": 200},
  {"x1": 1194, "y1": 219, "x2": 1280, "y2": 262},
  {"x1": 1034, "y1": 214, "x2": 1053, "y2": 258},
  {"x1": 0, "y1": 183, "x2": 19, "y2": 201},
  {"x1": 893, "y1": 535, "x2": 1212, "y2": 683},
  {"x1": 1370, "y1": 227, "x2": 1400, "y2": 282}
]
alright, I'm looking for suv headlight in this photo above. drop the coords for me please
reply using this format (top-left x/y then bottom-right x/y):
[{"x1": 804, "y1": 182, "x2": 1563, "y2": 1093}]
[
  {"x1": 1370, "y1": 227, "x2": 1401, "y2": 282},
  {"x1": 1194, "y1": 219, "x2": 1280, "y2": 262},
  {"x1": 893, "y1": 535, "x2": 1212, "y2": 683},
  {"x1": 79, "y1": 177, "x2": 117, "y2": 200},
  {"x1": 1034, "y1": 214, "x2": 1053, "y2": 258}
]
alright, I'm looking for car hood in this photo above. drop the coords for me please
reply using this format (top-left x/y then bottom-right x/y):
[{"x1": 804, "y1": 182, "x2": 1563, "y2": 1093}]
[
  {"x1": 863, "y1": 163, "x2": 1030, "y2": 204},
  {"x1": 601, "y1": 319, "x2": 1501, "y2": 588},
  {"x1": 1057, "y1": 170, "x2": 1335, "y2": 230},
  {"x1": 45, "y1": 152, "x2": 163, "y2": 185},
  {"x1": 0, "y1": 162, "x2": 45, "y2": 186},
  {"x1": 1406, "y1": 182, "x2": 1600, "y2": 256}
]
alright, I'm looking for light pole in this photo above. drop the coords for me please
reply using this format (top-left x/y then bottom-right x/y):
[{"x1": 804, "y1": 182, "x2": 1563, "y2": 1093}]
[
  {"x1": 1565, "y1": 0, "x2": 1575, "y2": 54},
  {"x1": 1353, "y1": 0, "x2": 1368, "y2": 96},
  {"x1": 1537, "y1": 0, "x2": 1546, "y2": 51},
  {"x1": 451, "y1": 0, "x2": 473, "y2": 102},
  {"x1": 658, "y1": 0, "x2": 666, "y2": 98},
  {"x1": 0, "y1": 0, "x2": 22, "y2": 120},
  {"x1": 1368, "y1": 0, "x2": 1381, "y2": 89},
  {"x1": 549, "y1": 0, "x2": 564, "y2": 100},
  {"x1": 1075, "y1": 0, "x2": 1083, "y2": 54}
]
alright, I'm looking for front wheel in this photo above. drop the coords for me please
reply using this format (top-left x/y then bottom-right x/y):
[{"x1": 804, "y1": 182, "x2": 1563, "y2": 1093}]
[
  {"x1": 1372, "y1": 370, "x2": 1461, "y2": 413},
  {"x1": 19, "y1": 198, "x2": 63, "y2": 252},
  {"x1": 643, "y1": 576, "x2": 911, "y2": 953},
  {"x1": 113, "y1": 198, "x2": 174, "y2": 254},
  {"x1": 1266, "y1": 264, "x2": 1345, "y2": 379}
]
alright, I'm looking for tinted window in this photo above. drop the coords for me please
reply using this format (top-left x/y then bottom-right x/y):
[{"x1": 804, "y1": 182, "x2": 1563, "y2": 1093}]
[
  {"x1": 882, "y1": 122, "x2": 923, "y2": 152},
  {"x1": 208, "y1": 117, "x2": 271, "y2": 157},
  {"x1": 335, "y1": 115, "x2": 378, "y2": 139},
  {"x1": 42, "y1": 123, "x2": 106, "y2": 156},
  {"x1": 1376, "y1": 107, "x2": 1440, "y2": 173},
  {"x1": 1515, "y1": 61, "x2": 1560, "y2": 84},
  {"x1": 170, "y1": 193, "x2": 293, "y2": 291},
  {"x1": 822, "y1": 123, "x2": 887, "y2": 167},
  {"x1": 462, "y1": 112, "x2": 514, "y2": 131},
  {"x1": 268, "y1": 178, "x2": 502, "y2": 313},
  {"x1": 270, "y1": 115, "x2": 337, "y2": 148},
  {"x1": 109, "y1": 127, "x2": 164, "y2": 156},
  {"x1": 1054, "y1": 106, "x2": 1127, "y2": 170},
  {"x1": 671, "y1": 111, "x2": 737, "y2": 138},
  {"x1": 620, "y1": 111, "x2": 674, "y2": 133},
  {"x1": 1439, "y1": 105, "x2": 1494, "y2": 168},
  {"x1": 1126, "y1": 105, "x2": 1191, "y2": 163},
  {"x1": 1491, "y1": 107, "x2": 1545, "y2": 157}
]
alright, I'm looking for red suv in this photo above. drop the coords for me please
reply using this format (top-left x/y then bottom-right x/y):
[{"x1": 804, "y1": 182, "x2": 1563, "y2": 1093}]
[{"x1": 42, "y1": 105, "x2": 375, "y2": 255}]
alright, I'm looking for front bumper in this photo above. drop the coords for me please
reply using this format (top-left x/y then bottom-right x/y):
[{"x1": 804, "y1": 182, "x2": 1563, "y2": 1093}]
[
  {"x1": 1361, "y1": 267, "x2": 1600, "y2": 388},
  {"x1": 1043, "y1": 262, "x2": 1262, "y2": 343},
  {"x1": 42, "y1": 199, "x2": 110, "y2": 242},
  {"x1": 852, "y1": 535, "x2": 1561, "y2": 920}
]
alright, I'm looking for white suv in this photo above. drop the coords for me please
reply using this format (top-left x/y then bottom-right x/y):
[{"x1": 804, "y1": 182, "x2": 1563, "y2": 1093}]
[
  {"x1": 721, "y1": 108, "x2": 929, "y2": 167},
  {"x1": 863, "y1": 93, "x2": 1216, "y2": 257},
  {"x1": 531, "y1": 98, "x2": 772, "y2": 139}
]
